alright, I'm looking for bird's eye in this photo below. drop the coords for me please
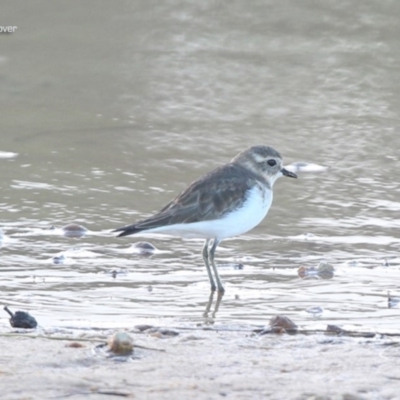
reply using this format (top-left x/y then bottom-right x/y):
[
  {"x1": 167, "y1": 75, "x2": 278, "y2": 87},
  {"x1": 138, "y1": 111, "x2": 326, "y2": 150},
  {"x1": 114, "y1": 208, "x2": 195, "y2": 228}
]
[{"x1": 267, "y1": 159, "x2": 276, "y2": 167}]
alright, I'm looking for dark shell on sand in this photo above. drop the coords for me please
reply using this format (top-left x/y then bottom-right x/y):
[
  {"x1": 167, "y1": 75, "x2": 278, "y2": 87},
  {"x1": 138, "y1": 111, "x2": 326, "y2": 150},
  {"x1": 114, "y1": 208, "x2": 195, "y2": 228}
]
[{"x1": 4, "y1": 306, "x2": 38, "y2": 329}]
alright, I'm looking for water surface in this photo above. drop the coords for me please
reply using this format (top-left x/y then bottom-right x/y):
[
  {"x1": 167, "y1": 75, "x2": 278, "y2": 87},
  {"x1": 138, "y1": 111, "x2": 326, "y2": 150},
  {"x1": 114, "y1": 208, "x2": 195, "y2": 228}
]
[{"x1": 1, "y1": 0, "x2": 400, "y2": 332}]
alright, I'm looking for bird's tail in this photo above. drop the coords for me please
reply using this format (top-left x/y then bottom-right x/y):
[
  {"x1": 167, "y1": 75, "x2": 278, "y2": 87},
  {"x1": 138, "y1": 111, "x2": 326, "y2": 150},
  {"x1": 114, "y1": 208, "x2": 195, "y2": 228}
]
[{"x1": 113, "y1": 225, "x2": 144, "y2": 237}]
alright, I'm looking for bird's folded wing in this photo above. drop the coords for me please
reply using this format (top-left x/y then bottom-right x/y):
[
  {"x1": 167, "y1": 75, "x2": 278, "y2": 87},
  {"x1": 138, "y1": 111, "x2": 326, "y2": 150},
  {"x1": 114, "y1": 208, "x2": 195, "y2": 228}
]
[{"x1": 134, "y1": 164, "x2": 260, "y2": 229}]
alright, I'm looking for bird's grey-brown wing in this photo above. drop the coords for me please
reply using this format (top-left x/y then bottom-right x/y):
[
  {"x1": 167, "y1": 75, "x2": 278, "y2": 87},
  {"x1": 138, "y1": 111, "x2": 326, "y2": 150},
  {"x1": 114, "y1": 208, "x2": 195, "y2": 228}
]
[{"x1": 115, "y1": 163, "x2": 264, "y2": 237}]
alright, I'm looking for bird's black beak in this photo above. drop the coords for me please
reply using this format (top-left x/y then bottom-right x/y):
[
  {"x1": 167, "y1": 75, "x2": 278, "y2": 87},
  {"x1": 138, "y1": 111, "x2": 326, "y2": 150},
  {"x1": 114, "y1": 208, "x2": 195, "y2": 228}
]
[{"x1": 281, "y1": 168, "x2": 297, "y2": 178}]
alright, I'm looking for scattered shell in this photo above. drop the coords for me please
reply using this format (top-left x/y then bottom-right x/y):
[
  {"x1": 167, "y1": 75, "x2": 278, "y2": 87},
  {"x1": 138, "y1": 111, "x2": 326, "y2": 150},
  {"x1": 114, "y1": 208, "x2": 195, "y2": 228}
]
[
  {"x1": 388, "y1": 292, "x2": 400, "y2": 308},
  {"x1": 306, "y1": 306, "x2": 324, "y2": 318},
  {"x1": 298, "y1": 262, "x2": 334, "y2": 279},
  {"x1": 108, "y1": 331, "x2": 134, "y2": 355},
  {"x1": 62, "y1": 223, "x2": 88, "y2": 238},
  {"x1": 53, "y1": 254, "x2": 66, "y2": 265},
  {"x1": 150, "y1": 331, "x2": 164, "y2": 339},
  {"x1": 388, "y1": 298, "x2": 400, "y2": 308},
  {"x1": 297, "y1": 265, "x2": 317, "y2": 279},
  {"x1": 4, "y1": 306, "x2": 38, "y2": 329},
  {"x1": 345, "y1": 260, "x2": 360, "y2": 267}
]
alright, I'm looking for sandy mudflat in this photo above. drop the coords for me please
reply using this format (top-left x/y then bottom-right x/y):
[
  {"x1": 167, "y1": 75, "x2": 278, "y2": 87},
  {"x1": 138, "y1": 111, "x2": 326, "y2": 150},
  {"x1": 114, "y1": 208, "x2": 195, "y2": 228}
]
[{"x1": 0, "y1": 327, "x2": 399, "y2": 400}]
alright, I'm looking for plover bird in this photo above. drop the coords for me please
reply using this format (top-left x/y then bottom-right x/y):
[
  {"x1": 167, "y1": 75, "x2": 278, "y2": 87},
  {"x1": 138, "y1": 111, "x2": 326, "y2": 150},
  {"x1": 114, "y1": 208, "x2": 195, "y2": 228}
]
[{"x1": 115, "y1": 145, "x2": 297, "y2": 292}]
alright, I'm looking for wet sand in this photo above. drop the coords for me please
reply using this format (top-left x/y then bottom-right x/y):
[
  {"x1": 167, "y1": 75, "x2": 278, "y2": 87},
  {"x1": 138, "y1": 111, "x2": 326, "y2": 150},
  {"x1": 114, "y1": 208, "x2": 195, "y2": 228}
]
[{"x1": 1, "y1": 327, "x2": 399, "y2": 400}]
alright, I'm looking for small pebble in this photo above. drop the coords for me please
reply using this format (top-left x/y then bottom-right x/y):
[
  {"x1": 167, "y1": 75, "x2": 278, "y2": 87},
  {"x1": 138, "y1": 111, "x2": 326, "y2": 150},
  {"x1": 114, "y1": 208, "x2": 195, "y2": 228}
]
[
  {"x1": 268, "y1": 315, "x2": 297, "y2": 334},
  {"x1": 317, "y1": 262, "x2": 335, "y2": 279},
  {"x1": 150, "y1": 331, "x2": 164, "y2": 339},
  {"x1": 53, "y1": 254, "x2": 66, "y2": 265},
  {"x1": 326, "y1": 324, "x2": 344, "y2": 334},
  {"x1": 131, "y1": 241, "x2": 157, "y2": 256},
  {"x1": 108, "y1": 331, "x2": 134, "y2": 355},
  {"x1": 62, "y1": 223, "x2": 88, "y2": 238},
  {"x1": 388, "y1": 292, "x2": 400, "y2": 308},
  {"x1": 65, "y1": 342, "x2": 85, "y2": 348},
  {"x1": 135, "y1": 324, "x2": 154, "y2": 332}
]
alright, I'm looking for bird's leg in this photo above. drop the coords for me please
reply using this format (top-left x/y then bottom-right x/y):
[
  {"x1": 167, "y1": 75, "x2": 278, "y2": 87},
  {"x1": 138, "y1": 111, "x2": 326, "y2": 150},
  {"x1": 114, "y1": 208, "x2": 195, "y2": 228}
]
[
  {"x1": 202, "y1": 239, "x2": 216, "y2": 291},
  {"x1": 209, "y1": 238, "x2": 225, "y2": 293}
]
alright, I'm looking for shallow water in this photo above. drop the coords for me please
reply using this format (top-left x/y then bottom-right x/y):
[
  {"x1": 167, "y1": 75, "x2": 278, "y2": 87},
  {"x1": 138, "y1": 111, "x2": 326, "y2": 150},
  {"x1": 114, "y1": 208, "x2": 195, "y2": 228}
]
[{"x1": 1, "y1": 0, "x2": 400, "y2": 332}]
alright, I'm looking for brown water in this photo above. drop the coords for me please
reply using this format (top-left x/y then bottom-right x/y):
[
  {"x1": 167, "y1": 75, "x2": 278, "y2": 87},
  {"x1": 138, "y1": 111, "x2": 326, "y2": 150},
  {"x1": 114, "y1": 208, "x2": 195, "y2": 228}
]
[{"x1": 1, "y1": 0, "x2": 400, "y2": 331}]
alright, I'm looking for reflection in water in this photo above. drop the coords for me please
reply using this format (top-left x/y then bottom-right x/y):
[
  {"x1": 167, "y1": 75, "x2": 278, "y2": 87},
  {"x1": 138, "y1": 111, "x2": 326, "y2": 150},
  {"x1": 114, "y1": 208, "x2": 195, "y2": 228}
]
[{"x1": 203, "y1": 291, "x2": 224, "y2": 323}]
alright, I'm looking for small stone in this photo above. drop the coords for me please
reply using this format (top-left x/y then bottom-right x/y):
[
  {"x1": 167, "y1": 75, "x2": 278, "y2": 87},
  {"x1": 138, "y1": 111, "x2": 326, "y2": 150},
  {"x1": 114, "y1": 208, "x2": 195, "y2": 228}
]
[
  {"x1": 317, "y1": 262, "x2": 334, "y2": 279},
  {"x1": 62, "y1": 223, "x2": 88, "y2": 238},
  {"x1": 108, "y1": 332, "x2": 134, "y2": 355},
  {"x1": 269, "y1": 315, "x2": 297, "y2": 333},
  {"x1": 131, "y1": 241, "x2": 157, "y2": 256},
  {"x1": 326, "y1": 324, "x2": 344, "y2": 334},
  {"x1": 53, "y1": 254, "x2": 66, "y2": 265},
  {"x1": 66, "y1": 342, "x2": 85, "y2": 348},
  {"x1": 150, "y1": 331, "x2": 164, "y2": 339},
  {"x1": 135, "y1": 324, "x2": 154, "y2": 332},
  {"x1": 388, "y1": 292, "x2": 400, "y2": 308}
]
